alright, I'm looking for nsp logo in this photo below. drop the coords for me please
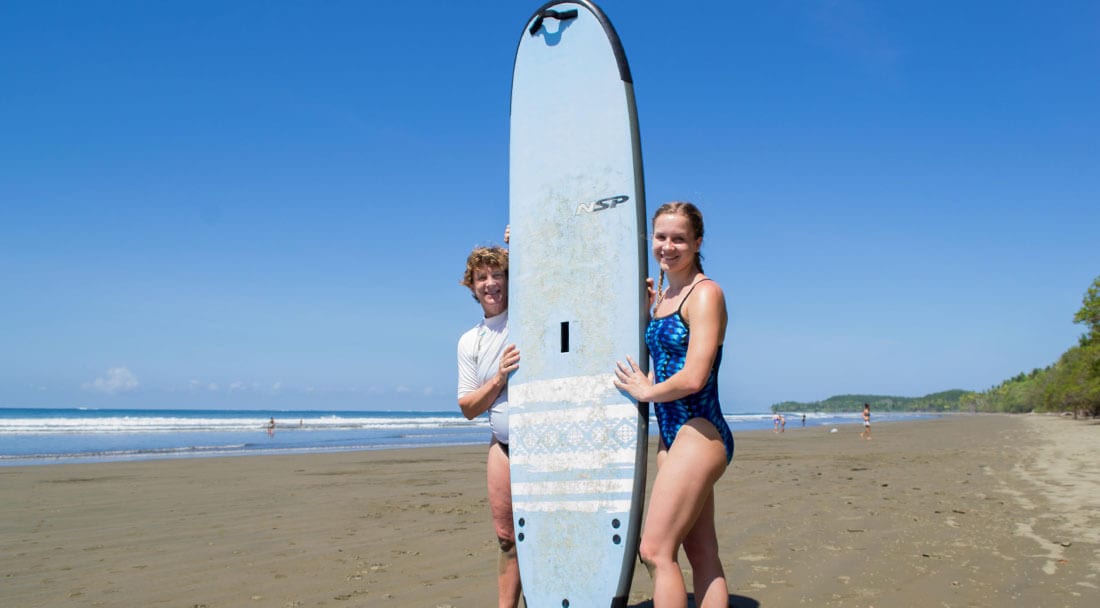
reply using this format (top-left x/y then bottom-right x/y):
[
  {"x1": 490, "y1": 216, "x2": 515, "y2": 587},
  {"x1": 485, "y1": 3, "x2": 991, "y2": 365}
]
[{"x1": 574, "y1": 195, "x2": 630, "y2": 216}]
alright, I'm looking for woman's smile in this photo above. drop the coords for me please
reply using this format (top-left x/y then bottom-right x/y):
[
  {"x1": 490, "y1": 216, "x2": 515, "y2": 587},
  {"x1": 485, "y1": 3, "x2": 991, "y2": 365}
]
[{"x1": 652, "y1": 213, "x2": 699, "y2": 273}]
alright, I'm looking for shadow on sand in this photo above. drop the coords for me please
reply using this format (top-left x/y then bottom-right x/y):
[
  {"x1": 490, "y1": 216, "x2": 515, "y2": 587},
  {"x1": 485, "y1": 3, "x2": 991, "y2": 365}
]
[{"x1": 628, "y1": 594, "x2": 759, "y2": 608}]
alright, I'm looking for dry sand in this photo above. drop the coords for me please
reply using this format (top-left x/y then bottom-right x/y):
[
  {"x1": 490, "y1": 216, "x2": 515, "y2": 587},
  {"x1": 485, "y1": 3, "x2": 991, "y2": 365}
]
[{"x1": 1, "y1": 414, "x2": 1097, "y2": 607}]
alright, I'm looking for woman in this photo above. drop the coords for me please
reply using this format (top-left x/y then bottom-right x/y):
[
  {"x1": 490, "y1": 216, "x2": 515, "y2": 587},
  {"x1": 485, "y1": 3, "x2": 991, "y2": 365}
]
[
  {"x1": 614, "y1": 201, "x2": 733, "y2": 608},
  {"x1": 456, "y1": 244, "x2": 521, "y2": 608}
]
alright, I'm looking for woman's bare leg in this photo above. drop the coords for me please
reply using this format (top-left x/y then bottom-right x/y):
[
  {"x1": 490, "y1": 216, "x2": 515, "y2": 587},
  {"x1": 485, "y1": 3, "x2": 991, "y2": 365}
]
[
  {"x1": 682, "y1": 489, "x2": 728, "y2": 608},
  {"x1": 639, "y1": 420, "x2": 728, "y2": 608}
]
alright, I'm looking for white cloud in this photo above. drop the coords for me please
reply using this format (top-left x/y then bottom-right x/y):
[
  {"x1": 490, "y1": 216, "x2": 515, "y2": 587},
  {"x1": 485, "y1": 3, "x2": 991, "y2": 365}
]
[
  {"x1": 229, "y1": 381, "x2": 246, "y2": 392},
  {"x1": 83, "y1": 367, "x2": 139, "y2": 394}
]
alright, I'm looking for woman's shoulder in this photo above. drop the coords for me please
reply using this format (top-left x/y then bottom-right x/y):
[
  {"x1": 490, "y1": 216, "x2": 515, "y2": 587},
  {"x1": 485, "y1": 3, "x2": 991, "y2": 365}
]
[
  {"x1": 691, "y1": 277, "x2": 726, "y2": 302},
  {"x1": 681, "y1": 277, "x2": 726, "y2": 323}
]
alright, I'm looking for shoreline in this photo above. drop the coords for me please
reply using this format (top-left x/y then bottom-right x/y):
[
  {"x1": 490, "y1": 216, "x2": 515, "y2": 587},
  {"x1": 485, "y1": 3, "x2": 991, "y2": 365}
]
[
  {"x1": 1, "y1": 414, "x2": 1096, "y2": 607},
  {"x1": 0, "y1": 410, "x2": 939, "y2": 468}
]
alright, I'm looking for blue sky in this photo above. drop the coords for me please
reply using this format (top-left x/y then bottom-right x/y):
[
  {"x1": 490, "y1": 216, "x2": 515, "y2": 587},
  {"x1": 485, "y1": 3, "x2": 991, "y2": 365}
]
[{"x1": 2, "y1": 1, "x2": 1097, "y2": 412}]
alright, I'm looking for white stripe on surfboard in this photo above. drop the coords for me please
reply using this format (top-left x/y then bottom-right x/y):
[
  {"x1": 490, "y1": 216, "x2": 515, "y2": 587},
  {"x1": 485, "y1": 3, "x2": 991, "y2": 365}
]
[
  {"x1": 510, "y1": 448, "x2": 636, "y2": 471},
  {"x1": 510, "y1": 401, "x2": 639, "y2": 426},
  {"x1": 510, "y1": 373, "x2": 624, "y2": 406},
  {"x1": 513, "y1": 478, "x2": 634, "y2": 496},
  {"x1": 513, "y1": 498, "x2": 633, "y2": 513}
]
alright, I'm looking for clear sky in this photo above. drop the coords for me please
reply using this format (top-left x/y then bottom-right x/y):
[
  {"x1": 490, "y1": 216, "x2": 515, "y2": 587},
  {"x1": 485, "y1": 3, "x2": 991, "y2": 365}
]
[{"x1": 2, "y1": 1, "x2": 1097, "y2": 412}]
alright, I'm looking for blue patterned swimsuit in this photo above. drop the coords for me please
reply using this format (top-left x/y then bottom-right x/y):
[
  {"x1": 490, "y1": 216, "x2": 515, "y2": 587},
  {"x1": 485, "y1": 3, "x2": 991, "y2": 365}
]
[{"x1": 645, "y1": 280, "x2": 734, "y2": 463}]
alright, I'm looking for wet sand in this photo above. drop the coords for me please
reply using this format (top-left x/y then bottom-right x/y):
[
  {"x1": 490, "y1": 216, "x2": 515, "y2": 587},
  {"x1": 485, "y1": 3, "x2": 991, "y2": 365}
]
[{"x1": 1, "y1": 413, "x2": 1097, "y2": 607}]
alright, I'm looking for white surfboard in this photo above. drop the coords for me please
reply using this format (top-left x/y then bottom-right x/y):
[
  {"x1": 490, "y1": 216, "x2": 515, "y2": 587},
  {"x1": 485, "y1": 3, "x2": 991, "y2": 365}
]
[{"x1": 508, "y1": 2, "x2": 648, "y2": 606}]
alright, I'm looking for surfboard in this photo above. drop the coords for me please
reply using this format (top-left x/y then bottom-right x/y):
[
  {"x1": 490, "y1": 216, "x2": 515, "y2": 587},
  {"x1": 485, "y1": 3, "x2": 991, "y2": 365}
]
[{"x1": 507, "y1": 2, "x2": 648, "y2": 606}]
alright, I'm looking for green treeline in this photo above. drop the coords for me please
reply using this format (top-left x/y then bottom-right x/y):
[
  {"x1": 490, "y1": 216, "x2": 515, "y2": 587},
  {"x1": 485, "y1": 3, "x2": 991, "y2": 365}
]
[
  {"x1": 772, "y1": 390, "x2": 969, "y2": 414},
  {"x1": 772, "y1": 275, "x2": 1100, "y2": 417},
  {"x1": 961, "y1": 275, "x2": 1100, "y2": 416}
]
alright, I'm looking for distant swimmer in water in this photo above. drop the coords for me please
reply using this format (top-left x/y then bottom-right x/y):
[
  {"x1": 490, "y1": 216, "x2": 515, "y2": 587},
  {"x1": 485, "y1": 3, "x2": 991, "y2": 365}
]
[{"x1": 266, "y1": 417, "x2": 276, "y2": 437}]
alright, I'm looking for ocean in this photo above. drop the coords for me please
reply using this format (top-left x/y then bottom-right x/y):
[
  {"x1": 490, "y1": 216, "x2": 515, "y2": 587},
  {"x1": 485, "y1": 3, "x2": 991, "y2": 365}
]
[{"x1": 0, "y1": 407, "x2": 936, "y2": 466}]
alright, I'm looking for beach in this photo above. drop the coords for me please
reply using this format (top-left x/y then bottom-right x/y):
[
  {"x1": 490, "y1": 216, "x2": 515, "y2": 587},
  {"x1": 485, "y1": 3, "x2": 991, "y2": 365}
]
[{"x1": 1, "y1": 414, "x2": 1096, "y2": 608}]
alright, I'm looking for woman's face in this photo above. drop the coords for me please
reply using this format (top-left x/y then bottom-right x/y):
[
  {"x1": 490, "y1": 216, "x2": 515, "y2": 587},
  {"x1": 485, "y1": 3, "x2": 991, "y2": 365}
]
[
  {"x1": 472, "y1": 265, "x2": 508, "y2": 316},
  {"x1": 651, "y1": 212, "x2": 700, "y2": 274}
]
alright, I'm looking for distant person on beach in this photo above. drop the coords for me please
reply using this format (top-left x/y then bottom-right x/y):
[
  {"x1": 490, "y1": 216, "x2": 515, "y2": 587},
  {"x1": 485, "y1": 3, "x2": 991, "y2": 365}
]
[
  {"x1": 456, "y1": 237, "x2": 521, "y2": 608},
  {"x1": 779, "y1": 414, "x2": 786, "y2": 433},
  {"x1": 801, "y1": 414, "x2": 806, "y2": 428},
  {"x1": 773, "y1": 413, "x2": 780, "y2": 433},
  {"x1": 614, "y1": 201, "x2": 733, "y2": 608},
  {"x1": 861, "y1": 403, "x2": 872, "y2": 440}
]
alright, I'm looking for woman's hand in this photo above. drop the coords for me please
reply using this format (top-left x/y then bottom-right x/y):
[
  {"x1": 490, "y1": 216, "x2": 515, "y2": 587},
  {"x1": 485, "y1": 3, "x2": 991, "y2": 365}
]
[{"x1": 613, "y1": 355, "x2": 653, "y2": 402}]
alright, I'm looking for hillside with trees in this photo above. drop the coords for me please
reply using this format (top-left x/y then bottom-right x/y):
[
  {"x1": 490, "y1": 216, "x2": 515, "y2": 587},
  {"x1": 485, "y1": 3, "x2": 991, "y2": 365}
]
[
  {"x1": 772, "y1": 390, "x2": 969, "y2": 413},
  {"x1": 771, "y1": 275, "x2": 1100, "y2": 417}
]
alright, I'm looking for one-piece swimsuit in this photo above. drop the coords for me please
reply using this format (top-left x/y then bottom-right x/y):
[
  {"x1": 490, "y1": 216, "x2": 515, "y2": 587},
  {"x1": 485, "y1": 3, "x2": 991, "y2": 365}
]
[{"x1": 645, "y1": 279, "x2": 734, "y2": 463}]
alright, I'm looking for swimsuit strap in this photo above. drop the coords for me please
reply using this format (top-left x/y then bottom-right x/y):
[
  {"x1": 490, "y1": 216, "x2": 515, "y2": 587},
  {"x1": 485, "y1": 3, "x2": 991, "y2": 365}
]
[{"x1": 675, "y1": 278, "x2": 712, "y2": 316}]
